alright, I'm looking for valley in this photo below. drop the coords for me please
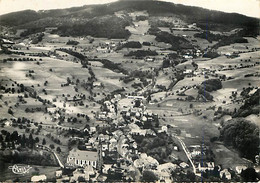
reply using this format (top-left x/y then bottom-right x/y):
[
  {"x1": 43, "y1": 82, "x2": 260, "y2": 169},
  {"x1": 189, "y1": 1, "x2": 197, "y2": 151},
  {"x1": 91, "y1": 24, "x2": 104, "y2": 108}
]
[{"x1": 0, "y1": 0, "x2": 259, "y2": 182}]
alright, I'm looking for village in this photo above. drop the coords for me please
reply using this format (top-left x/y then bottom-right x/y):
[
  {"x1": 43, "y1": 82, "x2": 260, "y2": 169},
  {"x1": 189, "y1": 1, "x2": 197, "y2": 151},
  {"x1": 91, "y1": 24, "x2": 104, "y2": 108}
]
[{"x1": 0, "y1": 4, "x2": 259, "y2": 182}]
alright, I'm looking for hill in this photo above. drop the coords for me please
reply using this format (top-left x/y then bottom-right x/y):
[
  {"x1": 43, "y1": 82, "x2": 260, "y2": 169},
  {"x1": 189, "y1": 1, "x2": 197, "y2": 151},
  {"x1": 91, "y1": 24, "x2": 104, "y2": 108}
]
[{"x1": 0, "y1": 0, "x2": 258, "y2": 38}]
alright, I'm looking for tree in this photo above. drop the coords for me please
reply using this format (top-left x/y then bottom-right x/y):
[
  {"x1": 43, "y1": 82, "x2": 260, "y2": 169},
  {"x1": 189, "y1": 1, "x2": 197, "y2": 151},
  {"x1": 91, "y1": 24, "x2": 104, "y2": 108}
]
[
  {"x1": 1, "y1": 141, "x2": 6, "y2": 149},
  {"x1": 241, "y1": 167, "x2": 258, "y2": 182},
  {"x1": 35, "y1": 137, "x2": 39, "y2": 143},
  {"x1": 142, "y1": 171, "x2": 158, "y2": 182},
  {"x1": 10, "y1": 131, "x2": 18, "y2": 141},
  {"x1": 21, "y1": 134, "x2": 26, "y2": 147},
  {"x1": 42, "y1": 138, "x2": 46, "y2": 145},
  {"x1": 77, "y1": 177, "x2": 85, "y2": 182},
  {"x1": 56, "y1": 147, "x2": 61, "y2": 153},
  {"x1": 8, "y1": 108, "x2": 13, "y2": 115},
  {"x1": 220, "y1": 118, "x2": 259, "y2": 161},
  {"x1": 49, "y1": 144, "x2": 55, "y2": 149},
  {"x1": 11, "y1": 141, "x2": 15, "y2": 149},
  {"x1": 162, "y1": 59, "x2": 170, "y2": 68},
  {"x1": 186, "y1": 170, "x2": 196, "y2": 181},
  {"x1": 5, "y1": 132, "x2": 10, "y2": 142},
  {"x1": 0, "y1": 134, "x2": 3, "y2": 142},
  {"x1": 29, "y1": 133, "x2": 34, "y2": 148}
]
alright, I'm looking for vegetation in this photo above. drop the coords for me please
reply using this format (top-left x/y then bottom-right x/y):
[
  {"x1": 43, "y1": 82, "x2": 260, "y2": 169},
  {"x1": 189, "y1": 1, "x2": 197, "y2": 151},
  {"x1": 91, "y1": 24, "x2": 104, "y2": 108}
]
[
  {"x1": 92, "y1": 59, "x2": 128, "y2": 75},
  {"x1": 155, "y1": 31, "x2": 193, "y2": 51},
  {"x1": 148, "y1": 26, "x2": 160, "y2": 35},
  {"x1": 133, "y1": 133, "x2": 178, "y2": 163},
  {"x1": 203, "y1": 51, "x2": 220, "y2": 59},
  {"x1": 136, "y1": 15, "x2": 148, "y2": 21},
  {"x1": 125, "y1": 50, "x2": 158, "y2": 58},
  {"x1": 194, "y1": 31, "x2": 225, "y2": 43},
  {"x1": 66, "y1": 40, "x2": 79, "y2": 45},
  {"x1": 117, "y1": 41, "x2": 142, "y2": 50},
  {"x1": 220, "y1": 118, "x2": 259, "y2": 161},
  {"x1": 213, "y1": 31, "x2": 249, "y2": 49},
  {"x1": 234, "y1": 89, "x2": 260, "y2": 117},
  {"x1": 31, "y1": 33, "x2": 44, "y2": 44},
  {"x1": 56, "y1": 15, "x2": 131, "y2": 39},
  {"x1": 141, "y1": 171, "x2": 158, "y2": 182},
  {"x1": 200, "y1": 79, "x2": 222, "y2": 92},
  {"x1": 241, "y1": 167, "x2": 259, "y2": 182},
  {"x1": 198, "y1": 88, "x2": 213, "y2": 101}
]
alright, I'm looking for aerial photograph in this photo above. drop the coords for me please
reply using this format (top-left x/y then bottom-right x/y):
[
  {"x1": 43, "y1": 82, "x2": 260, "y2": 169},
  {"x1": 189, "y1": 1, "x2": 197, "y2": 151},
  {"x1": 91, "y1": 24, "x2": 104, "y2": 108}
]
[{"x1": 0, "y1": 0, "x2": 259, "y2": 182}]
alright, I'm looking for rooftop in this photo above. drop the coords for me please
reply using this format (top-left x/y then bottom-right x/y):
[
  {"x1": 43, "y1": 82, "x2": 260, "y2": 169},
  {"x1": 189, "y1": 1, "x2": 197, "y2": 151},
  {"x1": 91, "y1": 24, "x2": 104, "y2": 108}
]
[{"x1": 68, "y1": 149, "x2": 98, "y2": 161}]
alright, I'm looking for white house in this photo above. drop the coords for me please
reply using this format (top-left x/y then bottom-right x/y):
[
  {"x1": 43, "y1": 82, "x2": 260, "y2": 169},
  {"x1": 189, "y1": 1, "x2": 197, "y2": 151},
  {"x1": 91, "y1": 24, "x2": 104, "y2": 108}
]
[
  {"x1": 220, "y1": 169, "x2": 232, "y2": 180},
  {"x1": 236, "y1": 165, "x2": 247, "y2": 174},
  {"x1": 198, "y1": 162, "x2": 214, "y2": 172},
  {"x1": 4, "y1": 121, "x2": 12, "y2": 127},
  {"x1": 93, "y1": 82, "x2": 102, "y2": 87},
  {"x1": 31, "y1": 175, "x2": 47, "y2": 182},
  {"x1": 67, "y1": 148, "x2": 99, "y2": 168},
  {"x1": 56, "y1": 170, "x2": 62, "y2": 178},
  {"x1": 180, "y1": 162, "x2": 189, "y2": 169}
]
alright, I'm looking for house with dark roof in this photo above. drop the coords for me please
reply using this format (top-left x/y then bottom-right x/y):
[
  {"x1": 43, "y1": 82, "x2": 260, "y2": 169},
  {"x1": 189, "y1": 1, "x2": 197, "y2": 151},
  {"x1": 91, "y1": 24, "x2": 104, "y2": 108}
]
[{"x1": 67, "y1": 148, "x2": 99, "y2": 169}]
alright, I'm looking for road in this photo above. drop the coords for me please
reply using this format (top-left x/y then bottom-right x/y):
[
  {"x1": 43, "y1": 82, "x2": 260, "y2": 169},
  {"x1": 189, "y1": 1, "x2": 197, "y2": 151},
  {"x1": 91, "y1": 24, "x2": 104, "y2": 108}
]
[
  {"x1": 174, "y1": 135, "x2": 201, "y2": 177},
  {"x1": 36, "y1": 144, "x2": 64, "y2": 168}
]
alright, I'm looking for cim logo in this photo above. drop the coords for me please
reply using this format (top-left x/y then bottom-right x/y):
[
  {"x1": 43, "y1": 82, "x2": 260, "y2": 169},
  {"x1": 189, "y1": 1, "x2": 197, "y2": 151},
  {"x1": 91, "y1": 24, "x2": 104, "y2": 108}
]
[{"x1": 8, "y1": 164, "x2": 32, "y2": 175}]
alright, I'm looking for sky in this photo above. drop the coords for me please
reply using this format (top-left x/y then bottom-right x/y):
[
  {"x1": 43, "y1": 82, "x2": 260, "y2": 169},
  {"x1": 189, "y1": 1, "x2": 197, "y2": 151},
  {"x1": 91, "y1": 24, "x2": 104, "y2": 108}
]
[{"x1": 0, "y1": 0, "x2": 259, "y2": 18}]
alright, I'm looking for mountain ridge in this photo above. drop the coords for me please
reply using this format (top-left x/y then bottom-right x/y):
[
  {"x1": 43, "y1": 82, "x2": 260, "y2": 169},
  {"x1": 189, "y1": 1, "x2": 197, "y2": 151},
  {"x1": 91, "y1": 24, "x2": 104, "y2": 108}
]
[{"x1": 0, "y1": 0, "x2": 258, "y2": 38}]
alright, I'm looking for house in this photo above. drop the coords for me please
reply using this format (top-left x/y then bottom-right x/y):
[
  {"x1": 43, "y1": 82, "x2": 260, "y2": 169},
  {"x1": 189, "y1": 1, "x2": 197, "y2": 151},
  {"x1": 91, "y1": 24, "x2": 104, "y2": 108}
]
[
  {"x1": 101, "y1": 143, "x2": 109, "y2": 152},
  {"x1": 130, "y1": 129, "x2": 146, "y2": 136},
  {"x1": 56, "y1": 170, "x2": 62, "y2": 178},
  {"x1": 96, "y1": 47, "x2": 109, "y2": 53},
  {"x1": 183, "y1": 55, "x2": 193, "y2": 59},
  {"x1": 220, "y1": 169, "x2": 232, "y2": 180},
  {"x1": 159, "y1": 126, "x2": 168, "y2": 133},
  {"x1": 45, "y1": 27, "x2": 58, "y2": 32},
  {"x1": 145, "y1": 57, "x2": 155, "y2": 62},
  {"x1": 71, "y1": 166, "x2": 95, "y2": 182},
  {"x1": 67, "y1": 148, "x2": 99, "y2": 168},
  {"x1": 184, "y1": 69, "x2": 193, "y2": 74},
  {"x1": 198, "y1": 162, "x2": 214, "y2": 172},
  {"x1": 109, "y1": 138, "x2": 117, "y2": 150},
  {"x1": 1, "y1": 39, "x2": 15, "y2": 49},
  {"x1": 180, "y1": 162, "x2": 189, "y2": 169},
  {"x1": 236, "y1": 165, "x2": 247, "y2": 174},
  {"x1": 93, "y1": 82, "x2": 102, "y2": 87},
  {"x1": 31, "y1": 175, "x2": 47, "y2": 182},
  {"x1": 191, "y1": 150, "x2": 201, "y2": 158},
  {"x1": 134, "y1": 153, "x2": 159, "y2": 169},
  {"x1": 4, "y1": 121, "x2": 12, "y2": 127},
  {"x1": 85, "y1": 143, "x2": 93, "y2": 150},
  {"x1": 103, "y1": 164, "x2": 113, "y2": 174},
  {"x1": 90, "y1": 127, "x2": 96, "y2": 133},
  {"x1": 155, "y1": 171, "x2": 172, "y2": 183},
  {"x1": 98, "y1": 134, "x2": 110, "y2": 142},
  {"x1": 157, "y1": 163, "x2": 178, "y2": 173}
]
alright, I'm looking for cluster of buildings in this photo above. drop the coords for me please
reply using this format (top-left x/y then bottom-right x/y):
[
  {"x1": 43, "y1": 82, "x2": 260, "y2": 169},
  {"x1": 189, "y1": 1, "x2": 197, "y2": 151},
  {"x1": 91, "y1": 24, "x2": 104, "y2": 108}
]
[
  {"x1": 47, "y1": 94, "x2": 193, "y2": 182},
  {"x1": 96, "y1": 42, "x2": 118, "y2": 53}
]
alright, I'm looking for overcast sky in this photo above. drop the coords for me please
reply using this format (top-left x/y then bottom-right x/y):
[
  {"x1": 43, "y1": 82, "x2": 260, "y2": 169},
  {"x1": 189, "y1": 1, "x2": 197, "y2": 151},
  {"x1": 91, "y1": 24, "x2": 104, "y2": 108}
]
[{"x1": 0, "y1": 0, "x2": 259, "y2": 18}]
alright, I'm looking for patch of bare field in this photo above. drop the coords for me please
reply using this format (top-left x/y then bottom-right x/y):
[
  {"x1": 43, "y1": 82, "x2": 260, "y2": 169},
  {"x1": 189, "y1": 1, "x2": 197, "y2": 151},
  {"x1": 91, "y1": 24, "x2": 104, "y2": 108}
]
[
  {"x1": 245, "y1": 114, "x2": 260, "y2": 127},
  {"x1": 212, "y1": 142, "x2": 250, "y2": 169}
]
